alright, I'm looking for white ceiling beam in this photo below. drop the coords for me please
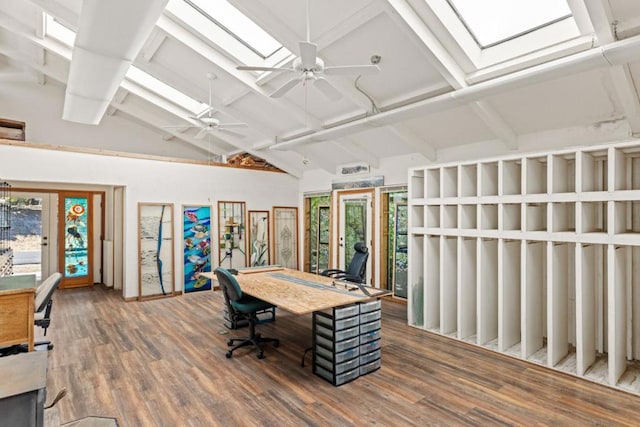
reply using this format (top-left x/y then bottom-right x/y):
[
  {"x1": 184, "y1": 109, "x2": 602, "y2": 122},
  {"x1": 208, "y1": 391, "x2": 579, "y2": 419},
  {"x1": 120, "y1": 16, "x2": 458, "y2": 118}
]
[
  {"x1": 140, "y1": 31, "x2": 167, "y2": 62},
  {"x1": 385, "y1": 0, "x2": 519, "y2": 150},
  {"x1": 582, "y1": 0, "x2": 640, "y2": 134},
  {"x1": 25, "y1": 0, "x2": 78, "y2": 28}
]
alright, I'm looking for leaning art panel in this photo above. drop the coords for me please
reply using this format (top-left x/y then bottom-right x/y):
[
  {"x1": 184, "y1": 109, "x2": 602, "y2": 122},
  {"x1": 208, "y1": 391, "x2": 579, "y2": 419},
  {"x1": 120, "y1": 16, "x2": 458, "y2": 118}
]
[
  {"x1": 183, "y1": 205, "x2": 212, "y2": 292},
  {"x1": 218, "y1": 201, "x2": 247, "y2": 269},
  {"x1": 248, "y1": 210, "x2": 270, "y2": 267},
  {"x1": 138, "y1": 203, "x2": 175, "y2": 300},
  {"x1": 273, "y1": 206, "x2": 298, "y2": 269}
]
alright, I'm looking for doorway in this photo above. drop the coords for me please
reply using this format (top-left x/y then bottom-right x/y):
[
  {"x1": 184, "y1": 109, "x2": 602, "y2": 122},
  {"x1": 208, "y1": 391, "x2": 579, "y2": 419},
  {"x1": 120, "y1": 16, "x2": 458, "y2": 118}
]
[
  {"x1": 304, "y1": 194, "x2": 331, "y2": 274},
  {"x1": 381, "y1": 189, "x2": 408, "y2": 298},
  {"x1": 9, "y1": 192, "x2": 57, "y2": 281},
  {"x1": 337, "y1": 189, "x2": 374, "y2": 284}
]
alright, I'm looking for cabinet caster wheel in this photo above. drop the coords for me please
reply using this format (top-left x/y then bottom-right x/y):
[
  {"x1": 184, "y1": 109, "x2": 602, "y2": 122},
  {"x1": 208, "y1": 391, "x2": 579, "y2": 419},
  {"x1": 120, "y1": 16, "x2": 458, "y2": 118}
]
[
  {"x1": 227, "y1": 340, "x2": 233, "y2": 346},
  {"x1": 257, "y1": 352, "x2": 264, "y2": 359},
  {"x1": 274, "y1": 340, "x2": 280, "y2": 348},
  {"x1": 225, "y1": 351, "x2": 232, "y2": 359}
]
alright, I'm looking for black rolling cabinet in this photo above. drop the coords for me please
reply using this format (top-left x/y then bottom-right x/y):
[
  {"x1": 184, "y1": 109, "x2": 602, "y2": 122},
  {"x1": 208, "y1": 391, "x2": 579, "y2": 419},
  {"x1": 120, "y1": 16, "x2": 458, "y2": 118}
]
[{"x1": 313, "y1": 299, "x2": 383, "y2": 386}]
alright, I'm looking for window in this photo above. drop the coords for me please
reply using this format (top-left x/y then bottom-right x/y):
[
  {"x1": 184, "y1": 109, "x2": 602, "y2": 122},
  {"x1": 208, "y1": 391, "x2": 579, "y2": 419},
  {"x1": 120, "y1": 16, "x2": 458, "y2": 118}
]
[
  {"x1": 446, "y1": 0, "x2": 577, "y2": 48},
  {"x1": 184, "y1": 0, "x2": 282, "y2": 59}
]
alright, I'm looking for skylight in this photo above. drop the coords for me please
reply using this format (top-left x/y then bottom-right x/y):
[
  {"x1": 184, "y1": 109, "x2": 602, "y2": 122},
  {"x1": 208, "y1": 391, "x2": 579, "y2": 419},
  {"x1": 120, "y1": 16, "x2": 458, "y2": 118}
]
[
  {"x1": 184, "y1": 0, "x2": 282, "y2": 59},
  {"x1": 45, "y1": 15, "x2": 208, "y2": 115},
  {"x1": 446, "y1": 0, "x2": 576, "y2": 48}
]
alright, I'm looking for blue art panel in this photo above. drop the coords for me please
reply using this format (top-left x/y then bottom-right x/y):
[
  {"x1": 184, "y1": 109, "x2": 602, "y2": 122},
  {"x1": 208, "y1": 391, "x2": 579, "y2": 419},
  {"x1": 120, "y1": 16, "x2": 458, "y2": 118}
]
[
  {"x1": 64, "y1": 197, "x2": 89, "y2": 278},
  {"x1": 183, "y1": 206, "x2": 212, "y2": 292}
]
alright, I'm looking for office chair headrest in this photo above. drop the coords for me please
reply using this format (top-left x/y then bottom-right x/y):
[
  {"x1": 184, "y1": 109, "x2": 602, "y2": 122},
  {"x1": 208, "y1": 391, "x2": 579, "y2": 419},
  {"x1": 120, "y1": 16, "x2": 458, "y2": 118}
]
[{"x1": 354, "y1": 242, "x2": 368, "y2": 254}]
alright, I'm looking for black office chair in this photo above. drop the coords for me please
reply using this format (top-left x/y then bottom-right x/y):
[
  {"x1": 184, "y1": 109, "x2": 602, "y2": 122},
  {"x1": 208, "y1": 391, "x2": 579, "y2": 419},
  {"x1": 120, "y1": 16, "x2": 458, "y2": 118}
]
[
  {"x1": 321, "y1": 242, "x2": 369, "y2": 283},
  {"x1": 214, "y1": 267, "x2": 279, "y2": 359}
]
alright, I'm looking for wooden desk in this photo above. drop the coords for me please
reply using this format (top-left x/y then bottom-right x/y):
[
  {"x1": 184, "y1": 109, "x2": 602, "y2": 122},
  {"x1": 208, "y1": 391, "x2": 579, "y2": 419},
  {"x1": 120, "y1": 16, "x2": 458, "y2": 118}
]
[
  {"x1": 0, "y1": 274, "x2": 36, "y2": 351},
  {"x1": 202, "y1": 268, "x2": 386, "y2": 315}
]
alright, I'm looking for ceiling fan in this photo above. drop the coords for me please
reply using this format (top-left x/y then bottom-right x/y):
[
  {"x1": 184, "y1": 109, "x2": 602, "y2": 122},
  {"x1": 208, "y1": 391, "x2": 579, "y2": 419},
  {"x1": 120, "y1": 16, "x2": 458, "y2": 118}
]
[
  {"x1": 163, "y1": 73, "x2": 248, "y2": 139},
  {"x1": 236, "y1": 0, "x2": 380, "y2": 101}
]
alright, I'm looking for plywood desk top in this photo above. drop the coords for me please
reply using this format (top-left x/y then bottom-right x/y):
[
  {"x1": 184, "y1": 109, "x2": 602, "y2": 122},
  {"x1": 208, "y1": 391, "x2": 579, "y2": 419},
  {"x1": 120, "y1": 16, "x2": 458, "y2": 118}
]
[{"x1": 201, "y1": 269, "x2": 376, "y2": 315}]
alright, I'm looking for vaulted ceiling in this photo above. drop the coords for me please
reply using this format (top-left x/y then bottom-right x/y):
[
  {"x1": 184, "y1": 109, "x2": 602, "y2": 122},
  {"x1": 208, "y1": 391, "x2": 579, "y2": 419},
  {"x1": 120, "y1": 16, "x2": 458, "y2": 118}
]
[{"x1": 1, "y1": 0, "x2": 640, "y2": 178}]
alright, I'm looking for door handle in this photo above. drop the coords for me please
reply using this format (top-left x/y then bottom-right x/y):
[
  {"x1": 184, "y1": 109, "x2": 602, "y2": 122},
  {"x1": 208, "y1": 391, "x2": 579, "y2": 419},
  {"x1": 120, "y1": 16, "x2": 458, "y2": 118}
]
[{"x1": 41, "y1": 243, "x2": 48, "y2": 246}]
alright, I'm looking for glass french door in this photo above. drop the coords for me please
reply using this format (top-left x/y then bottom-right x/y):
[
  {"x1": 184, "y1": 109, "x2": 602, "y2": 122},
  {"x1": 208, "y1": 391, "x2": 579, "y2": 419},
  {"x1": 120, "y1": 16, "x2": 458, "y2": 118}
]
[
  {"x1": 305, "y1": 194, "x2": 331, "y2": 274},
  {"x1": 338, "y1": 190, "x2": 373, "y2": 284},
  {"x1": 59, "y1": 192, "x2": 93, "y2": 288}
]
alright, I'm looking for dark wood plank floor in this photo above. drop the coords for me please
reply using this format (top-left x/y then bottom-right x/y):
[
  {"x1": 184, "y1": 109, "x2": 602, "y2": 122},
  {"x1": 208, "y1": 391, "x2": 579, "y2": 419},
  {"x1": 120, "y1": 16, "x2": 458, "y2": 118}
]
[{"x1": 42, "y1": 286, "x2": 640, "y2": 426}]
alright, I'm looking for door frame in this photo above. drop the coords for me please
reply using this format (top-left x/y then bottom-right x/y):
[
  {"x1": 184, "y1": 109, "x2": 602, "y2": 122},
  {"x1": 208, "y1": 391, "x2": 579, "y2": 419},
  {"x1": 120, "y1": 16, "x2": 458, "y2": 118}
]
[{"x1": 335, "y1": 188, "x2": 375, "y2": 285}]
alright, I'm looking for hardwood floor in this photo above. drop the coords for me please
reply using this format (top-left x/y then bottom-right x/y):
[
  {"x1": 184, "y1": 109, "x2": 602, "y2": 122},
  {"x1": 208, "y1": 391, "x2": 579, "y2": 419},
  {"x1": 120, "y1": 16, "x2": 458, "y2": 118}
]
[{"x1": 42, "y1": 285, "x2": 640, "y2": 426}]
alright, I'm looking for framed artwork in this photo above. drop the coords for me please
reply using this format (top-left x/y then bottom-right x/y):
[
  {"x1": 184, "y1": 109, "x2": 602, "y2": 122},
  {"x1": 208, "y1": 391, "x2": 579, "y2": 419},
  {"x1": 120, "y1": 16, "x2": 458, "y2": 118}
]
[
  {"x1": 138, "y1": 203, "x2": 175, "y2": 300},
  {"x1": 183, "y1": 205, "x2": 212, "y2": 293},
  {"x1": 273, "y1": 206, "x2": 298, "y2": 269},
  {"x1": 218, "y1": 201, "x2": 247, "y2": 269},
  {"x1": 248, "y1": 210, "x2": 270, "y2": 267}
]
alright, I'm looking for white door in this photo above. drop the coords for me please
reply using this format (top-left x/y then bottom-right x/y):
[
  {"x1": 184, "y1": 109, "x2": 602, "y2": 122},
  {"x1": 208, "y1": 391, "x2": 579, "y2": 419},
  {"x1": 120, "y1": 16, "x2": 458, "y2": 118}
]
[
  {"x1": 10, "y1": 192, "x2": 57, "y2": 281},
  {"x1": 338, "y1": 191, "x2": 373, "y2": 284}
]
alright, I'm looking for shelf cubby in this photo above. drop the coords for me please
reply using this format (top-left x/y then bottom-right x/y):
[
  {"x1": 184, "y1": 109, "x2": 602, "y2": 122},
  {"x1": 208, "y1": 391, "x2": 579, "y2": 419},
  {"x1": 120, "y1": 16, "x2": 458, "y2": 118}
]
[
  {"x1": 526, "y1": 203, "x2": 547, "y2": 232},
  {"x1": 499, "y1": 239, "x2": 522, "y2": 352},
  {"x1": 426, "y1": 205, "x2": 440, "y2": 229},
  {"x1": 458, "y1": 237, "x2": 477, "y2": 340},
  {"x1": 525, "y1": 156, "x2": 548, "y2": 195},
  {"x1": 478, "y1": 238, "x2": 498, "y2": 346},
  {"x1": 426, "y1": 168, "x2": 441, "y2": 199},
  {"x1": 613, "y1": 201, "x2": 640, "y2": 235},
  {"x1": 581, "y1": 201, "x2": 607, "y2": 234},
  {"x1": 501, "y1": 203, "x2": 522, "y2": 231},
  {"x1": 460, "y1": 164, "x2": 478, "y2": 197},
  {"x1": 551, "y1": 202, "x2": 575, "y2": 232},
  {"x1": 580, "y1": 149, "x2": 608, "y2": 192},
  {"x1": 608, "y1": 245, "x2": 630, "y2": 385},
  {"x1": 410, "y1": 205, "x2": 425, "y2": 228},
  {"x1": 440, "y1": 237, "x2": 458, "y2": 335},
  {"x1": 480, "y1": 162, "x2": 499, "y2": 197},
  {"x1": 548, "y1": 242, "x2": 575, "y2": 368},
  {"x1": 442, "y1": 166, "x2": 458, "y2": 198},
  {"x1": 442, "y1": 205, "x2": 458, "y2": 229},
  {"x1": 551, "y1": 153, "x2": 576, "y2": 194},
  {"x1": 460, "y1": 204, "x2": 477, "y2": 229},
  {"x1": 523, "y1": 241, "x2": 547, "y2": 360},
  {"x1": 410, "y1": 169, "x2": 425, "y2": 199},
  {"x1": 501, "y1": 159, "x2": 522, "y2": 195},
  {"x1": 424, "y1": 236, "x2": 440, "y2": 330},
  {"x1": 408, "y1": 234, "x2": 425, "y2": 328},
  {"x1": 576, "y1": 243, "x2": 606, "y2": 376},
  {"x1": 480, "y1": 204, "x2": 498, "y2": 230},
  {"x1": 612, "y1": 145, "x2": 640, "y2": 191}
]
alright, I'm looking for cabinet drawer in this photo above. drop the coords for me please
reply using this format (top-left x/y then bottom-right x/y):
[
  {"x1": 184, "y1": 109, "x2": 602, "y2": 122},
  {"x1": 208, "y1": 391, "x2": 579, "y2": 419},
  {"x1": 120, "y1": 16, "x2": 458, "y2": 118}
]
[
  {"x1": 360, "y1": 358, "x2": 381, "y2": 376},
  {"x1": 359, "y1": 319, "x2": 381, "y2": 334},
  {"x1": 315, "y1": 355, "x2": 360, "y2": 375},
  {"x1": 315, "y1": 313, "x2": 360, "y2": 331},
  {"x1": 316, "y1": 335, "x2": 360, "y2": 353},
  {"x1": 359, "y1": 310, "x2": 381, "y2": 324},
  {"x1": 359, "y1": 299, "x2": 381, "y2": 313},
  {"x1": 360, "y1": 329, "x2": 381, "y2": 344},
  {"x1": 315, "y1": 345, "x2": 359, "y2": 364},
  {"x1": 316, "y1": 324, "x2": 359, "y2": 342},
  {"x1": 360, "y1": 339, "x2": 381, "y2": 354},
  {"x1": 359, "y1": 349, "x2": 381, "y2": 365}
]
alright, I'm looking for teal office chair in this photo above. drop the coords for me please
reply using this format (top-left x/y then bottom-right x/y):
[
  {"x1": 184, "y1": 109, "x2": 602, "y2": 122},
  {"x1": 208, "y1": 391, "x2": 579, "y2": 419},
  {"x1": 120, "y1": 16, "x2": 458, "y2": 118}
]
[{"x1": 214, "y1": 267, "x2": 279, "y2": 359}]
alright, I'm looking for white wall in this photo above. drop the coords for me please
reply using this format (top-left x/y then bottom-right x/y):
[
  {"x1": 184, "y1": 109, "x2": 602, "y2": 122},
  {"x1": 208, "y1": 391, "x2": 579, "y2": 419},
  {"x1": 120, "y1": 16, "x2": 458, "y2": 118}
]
[{"x1": 0, "y1": 144, "x2": 299, "y2": 298}]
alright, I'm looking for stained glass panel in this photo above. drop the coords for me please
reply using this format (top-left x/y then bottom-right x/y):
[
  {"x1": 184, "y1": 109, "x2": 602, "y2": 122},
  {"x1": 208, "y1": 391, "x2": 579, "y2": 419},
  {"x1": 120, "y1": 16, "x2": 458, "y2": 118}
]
[{"x1": 64, "y1": 197, "x2": 89, "y2": 278}]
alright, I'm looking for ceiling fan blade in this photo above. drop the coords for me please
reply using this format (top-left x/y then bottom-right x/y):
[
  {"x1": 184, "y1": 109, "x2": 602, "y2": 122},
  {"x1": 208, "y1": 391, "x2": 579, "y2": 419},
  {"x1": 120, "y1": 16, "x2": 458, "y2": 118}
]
[
  {"x1": 324, "y1": 64, "x2": 380, "y2": 75},
  {"x1": 314, "y1": 77, "x2": 342, "y2": 101},
  {"x1": 161, "y1": 125, "x2": 198, "y2": 129},
  {"x1": 299, "y1": 41, "x2": 317, "y2": 69},
  {"x1": 218, "y1": 128, "x2": 246, "y2": 139},
  {"x1": 270, "y1": 77, "x2": 302, "y2": 98},
  {"x1": 218, "y1": 122, "x2": 249, "y2": 129},
  {"x1": 237, "y1": 66, "x2": 294, "y2": 73},
  {"x1": 195, "y1": 127, "x2": 209, "y2": 139}
]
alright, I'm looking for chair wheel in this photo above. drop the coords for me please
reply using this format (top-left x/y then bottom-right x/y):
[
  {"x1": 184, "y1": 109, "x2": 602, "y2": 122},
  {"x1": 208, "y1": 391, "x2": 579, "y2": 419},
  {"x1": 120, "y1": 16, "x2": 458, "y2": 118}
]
[
  {"x1": 274, "y1": 340, "x2": 280, "y2": 348},
  {"x1": 227, "y1": 340, "x2": 234, "y2": 346},
  {"x1": 257, "y1": 352, "x2": 264, "y2": 359},
  {"x1": 225, "y1": 351, "x2": 232, "y2": 359}
]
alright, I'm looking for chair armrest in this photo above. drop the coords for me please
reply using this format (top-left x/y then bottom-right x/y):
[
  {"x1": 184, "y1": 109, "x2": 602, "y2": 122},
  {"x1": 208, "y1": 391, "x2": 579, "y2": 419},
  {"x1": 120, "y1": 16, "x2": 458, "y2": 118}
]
[
  {"x1": 320, "y1": 269, "x2": 345, "y2": 277},
  {"x1": 331, "y1": 273, "x2": 364, "y2": 283}
]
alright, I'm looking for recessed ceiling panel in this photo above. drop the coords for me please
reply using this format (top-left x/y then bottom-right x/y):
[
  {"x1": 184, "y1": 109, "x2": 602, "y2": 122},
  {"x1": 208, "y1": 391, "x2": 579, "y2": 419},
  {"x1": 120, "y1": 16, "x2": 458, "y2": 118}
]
[
  {"x1": 320, "y1": 12, "x2": 448, "y2": 104},
  {"x1": 401, "y1": 105, "x2": 495, "y2": 149},
  {"x1": 487, "y1": 68, "x2": 621, "y2": 134}
]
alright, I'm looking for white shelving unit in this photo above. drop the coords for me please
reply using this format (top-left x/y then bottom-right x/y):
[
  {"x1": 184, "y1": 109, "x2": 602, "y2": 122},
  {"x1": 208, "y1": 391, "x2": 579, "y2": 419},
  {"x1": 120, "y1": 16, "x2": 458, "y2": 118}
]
[{"x1": 408, "y1": 140, "x2": 640, "y2": 396}]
